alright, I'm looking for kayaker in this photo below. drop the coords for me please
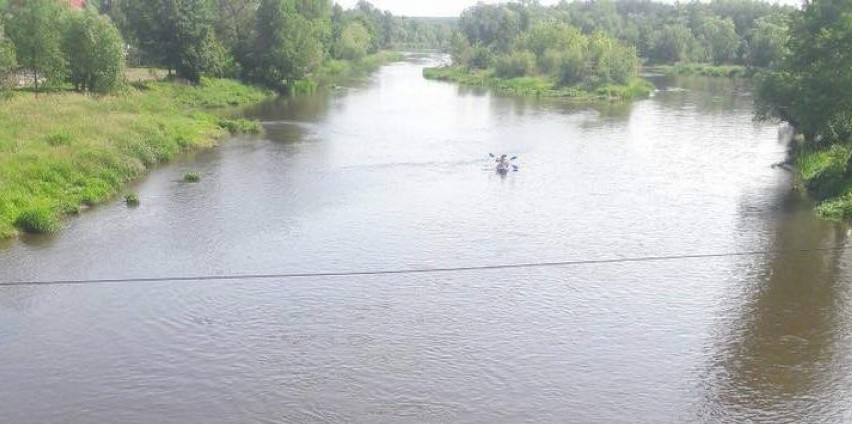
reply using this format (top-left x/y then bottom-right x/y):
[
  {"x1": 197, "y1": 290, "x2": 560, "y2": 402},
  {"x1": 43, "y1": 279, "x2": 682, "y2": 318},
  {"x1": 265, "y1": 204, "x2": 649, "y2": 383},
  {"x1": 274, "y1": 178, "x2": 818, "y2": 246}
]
[{"x1": 496, "y1": 154, "x2": 509, "y2": 167}]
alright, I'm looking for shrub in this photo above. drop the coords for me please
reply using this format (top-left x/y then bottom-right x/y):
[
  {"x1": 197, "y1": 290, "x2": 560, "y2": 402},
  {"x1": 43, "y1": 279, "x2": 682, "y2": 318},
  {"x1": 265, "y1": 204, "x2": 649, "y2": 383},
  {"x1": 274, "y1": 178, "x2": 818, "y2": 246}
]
[
  {"x1": 495, "y1": 51, "x2": 536, "y2": 79},
  {"x1": 15, "y1": 206, "x2": 61, "y2": 234},
  {"x1": 218, "y1": 118, "x2": 262, "y2": 134},
  {"x1": 124, "y1": 192, "x2": 139, "y2": 206},
  {"x1": 183, "y1": 171, "x2": 200, "y2": 183}
]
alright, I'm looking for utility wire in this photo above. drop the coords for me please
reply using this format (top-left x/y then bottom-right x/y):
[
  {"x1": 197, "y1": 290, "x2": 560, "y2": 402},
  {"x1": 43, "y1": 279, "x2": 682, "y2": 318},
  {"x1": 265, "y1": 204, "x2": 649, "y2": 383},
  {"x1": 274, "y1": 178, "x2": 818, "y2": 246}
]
[{"x1": 1, "y1": 245, "x2": 848, "y2": 288}]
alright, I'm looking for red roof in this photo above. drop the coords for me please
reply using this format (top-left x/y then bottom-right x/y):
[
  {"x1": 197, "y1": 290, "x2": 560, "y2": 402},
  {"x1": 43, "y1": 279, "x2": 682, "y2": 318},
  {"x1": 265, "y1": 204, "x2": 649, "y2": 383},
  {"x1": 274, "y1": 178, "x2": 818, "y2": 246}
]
[{"x1": 69, "y1": 0, "x2": 85, "y2": 8}]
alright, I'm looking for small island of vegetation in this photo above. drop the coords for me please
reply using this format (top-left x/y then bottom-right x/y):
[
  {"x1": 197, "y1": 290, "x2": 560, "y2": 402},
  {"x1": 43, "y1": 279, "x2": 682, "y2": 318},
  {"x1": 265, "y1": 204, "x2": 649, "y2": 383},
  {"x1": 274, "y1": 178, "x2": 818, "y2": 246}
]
[{"x1": 424, "y1": 0, "x2": 795, "y2": 98}]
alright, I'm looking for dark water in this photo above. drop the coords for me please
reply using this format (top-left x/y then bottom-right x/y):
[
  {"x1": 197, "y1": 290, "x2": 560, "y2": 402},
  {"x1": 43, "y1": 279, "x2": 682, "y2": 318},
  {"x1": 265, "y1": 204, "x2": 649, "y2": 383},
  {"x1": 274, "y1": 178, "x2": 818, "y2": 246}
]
[{"x1": 2, "y1": 54, "x2": 851, "y2": 423}]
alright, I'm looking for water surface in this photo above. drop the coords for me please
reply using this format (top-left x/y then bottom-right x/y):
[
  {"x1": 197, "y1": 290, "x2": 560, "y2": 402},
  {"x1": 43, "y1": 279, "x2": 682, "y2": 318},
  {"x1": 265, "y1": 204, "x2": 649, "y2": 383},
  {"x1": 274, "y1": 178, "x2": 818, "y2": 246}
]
[{"x1": 2, "y1": 54, "x2": 851, "y2": 423}]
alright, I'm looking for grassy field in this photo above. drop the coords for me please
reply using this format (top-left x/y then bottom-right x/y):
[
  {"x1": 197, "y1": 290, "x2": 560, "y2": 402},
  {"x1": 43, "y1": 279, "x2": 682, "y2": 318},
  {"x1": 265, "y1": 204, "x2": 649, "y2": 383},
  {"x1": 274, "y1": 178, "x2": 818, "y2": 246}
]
[
  {"x1": 0, "y1": 78, "x2": 271, "y2": 237},
  {"x1": 422, "y1": 65, "x2": 654, "y2": 100}
]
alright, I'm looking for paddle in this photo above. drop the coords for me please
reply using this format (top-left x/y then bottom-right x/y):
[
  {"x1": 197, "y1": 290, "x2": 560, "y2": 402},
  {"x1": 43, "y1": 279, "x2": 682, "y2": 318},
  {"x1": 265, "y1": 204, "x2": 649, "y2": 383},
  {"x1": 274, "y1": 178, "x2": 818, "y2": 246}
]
[{"x1": 489, "y1": 153, "x2": 517, "y2": 160}]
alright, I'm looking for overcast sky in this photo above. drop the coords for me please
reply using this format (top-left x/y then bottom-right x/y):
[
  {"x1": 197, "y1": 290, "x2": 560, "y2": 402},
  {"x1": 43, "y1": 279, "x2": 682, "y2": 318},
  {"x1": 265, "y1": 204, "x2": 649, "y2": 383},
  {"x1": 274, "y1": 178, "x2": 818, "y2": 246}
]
[{"x1": 334, "y1": 0, "x2": 801, "y2": 17}]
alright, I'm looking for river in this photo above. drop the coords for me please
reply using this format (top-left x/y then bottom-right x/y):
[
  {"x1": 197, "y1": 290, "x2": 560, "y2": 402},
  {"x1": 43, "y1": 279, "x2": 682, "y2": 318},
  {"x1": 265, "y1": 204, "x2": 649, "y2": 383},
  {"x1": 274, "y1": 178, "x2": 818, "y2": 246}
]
[{"x1": 1, "y1": 53, "x2": 851, "y2": 423}]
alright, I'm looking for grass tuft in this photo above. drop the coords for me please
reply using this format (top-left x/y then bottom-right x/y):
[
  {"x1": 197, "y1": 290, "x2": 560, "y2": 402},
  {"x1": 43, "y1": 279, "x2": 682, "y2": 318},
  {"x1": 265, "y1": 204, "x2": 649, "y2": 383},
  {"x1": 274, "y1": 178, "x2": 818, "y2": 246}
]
[
  {"x1": 182, "y1": 171, "x2": 200, "y2": 183},
  {"x1": 218, "y1": 118, "x2": 262, "y2": 134},
  {"x1": 14, "y1": 206, "x2": 61, "y2": 234},
  {"x1": 124, "y1": 192, "x2": 139, "y2": 206}
]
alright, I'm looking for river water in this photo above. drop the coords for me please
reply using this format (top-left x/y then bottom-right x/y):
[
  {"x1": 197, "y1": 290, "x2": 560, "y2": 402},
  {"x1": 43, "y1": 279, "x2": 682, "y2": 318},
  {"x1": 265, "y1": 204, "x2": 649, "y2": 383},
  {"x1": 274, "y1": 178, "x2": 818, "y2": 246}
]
[{"x1": 2, "y1": 54, "x2": 851, "y2": 423}]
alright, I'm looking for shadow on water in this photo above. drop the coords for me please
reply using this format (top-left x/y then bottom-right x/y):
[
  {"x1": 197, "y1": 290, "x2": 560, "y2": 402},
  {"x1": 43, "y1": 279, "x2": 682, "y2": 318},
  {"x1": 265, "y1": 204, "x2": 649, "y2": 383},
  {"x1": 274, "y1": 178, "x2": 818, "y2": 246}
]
[{"x1": 699, "y1": 188, "x2": 852, "y2": 421}]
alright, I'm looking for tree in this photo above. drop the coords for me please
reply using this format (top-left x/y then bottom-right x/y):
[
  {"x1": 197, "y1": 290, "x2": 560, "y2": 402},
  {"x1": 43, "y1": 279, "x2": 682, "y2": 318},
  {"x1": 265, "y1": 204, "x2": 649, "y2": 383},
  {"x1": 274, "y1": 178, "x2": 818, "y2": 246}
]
[
  {"x1": 747, "y1": 15, "x2": 788, "y2": 68},
  {"x1": 124, "y1": 0, "x2": 220, "y2": 83},
  {"x1": 699, "y1": 16, "x2": 739, "y2": 64},
  {"x1": 650, "y1": 24, "x2": 695, "y2": 63},
  {"x1": 252, "y1": 0, "x2": 323, "y2": 89},
  {"x1": 3, "y1": 0, "x2": 68, "y2": 91},
  {"x1": 64, "y1": 8, "x2": 126, "y2": 93},
  {"x1": 755, "y1": 0, "x2": 852, "y2": 146},
  {"x1": 459, "y1": 3, "x2": 522, "y2": 52},
  {"x1": 0, "y1": 20, "x2": 15, "y2": 91},
  {"x1": 337, "y1": 21, "x2": 371, "y2": 61}
]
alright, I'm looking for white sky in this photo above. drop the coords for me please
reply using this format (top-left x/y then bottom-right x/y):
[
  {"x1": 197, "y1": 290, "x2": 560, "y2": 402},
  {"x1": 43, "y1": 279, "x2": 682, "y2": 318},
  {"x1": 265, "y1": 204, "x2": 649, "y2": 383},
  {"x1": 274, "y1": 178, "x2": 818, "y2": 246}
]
[{"x1": 334, "y1": 0, "x2": 802, "y2": 17}]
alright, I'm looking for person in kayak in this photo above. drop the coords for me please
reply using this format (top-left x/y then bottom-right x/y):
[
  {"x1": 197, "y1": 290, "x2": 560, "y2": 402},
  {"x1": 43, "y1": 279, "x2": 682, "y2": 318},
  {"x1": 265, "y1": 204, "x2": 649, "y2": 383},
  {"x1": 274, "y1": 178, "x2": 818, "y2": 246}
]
[{"x1": 496, "y1": 154, "x2": 509, "y2": 169}]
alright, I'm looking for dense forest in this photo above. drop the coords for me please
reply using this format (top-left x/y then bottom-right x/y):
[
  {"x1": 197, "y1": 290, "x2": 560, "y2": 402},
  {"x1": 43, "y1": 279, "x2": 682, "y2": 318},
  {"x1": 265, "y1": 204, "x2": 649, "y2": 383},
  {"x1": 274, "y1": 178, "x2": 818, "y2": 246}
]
[{"x1": 0, "y1": 0, "x2": 452, "y2": 93}]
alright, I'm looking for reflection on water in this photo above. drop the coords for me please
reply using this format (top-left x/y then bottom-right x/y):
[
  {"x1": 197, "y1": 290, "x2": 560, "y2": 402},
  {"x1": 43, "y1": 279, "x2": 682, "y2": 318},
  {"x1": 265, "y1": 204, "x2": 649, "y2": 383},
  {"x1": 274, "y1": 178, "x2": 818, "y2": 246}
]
[
  {"x1": 1, "y1": 53, "x2": 851, "y2": 423},
  {"x1": 701, "y1": 189, "x2": 852, "y2": 422}
]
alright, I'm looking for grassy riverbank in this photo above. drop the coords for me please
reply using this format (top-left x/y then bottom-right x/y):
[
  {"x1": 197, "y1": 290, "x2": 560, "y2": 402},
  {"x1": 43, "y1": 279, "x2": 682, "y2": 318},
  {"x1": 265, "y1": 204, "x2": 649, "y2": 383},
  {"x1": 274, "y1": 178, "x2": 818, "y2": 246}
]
[
  {"x1": 301, "y1": 51, "x2": 404, "y2": 91},
  {"x1": 423, "y1": 65, "x2": 654, "y2": 100},
  {"x1": 792, "y1": 144, "x2": 852, "y2": 219},
  {"x1": 0, "y1": 78, "x2": 271, "y2": 237},
  {"x1": 655, "y1": 63, "x2": 751, "y2": 78}
]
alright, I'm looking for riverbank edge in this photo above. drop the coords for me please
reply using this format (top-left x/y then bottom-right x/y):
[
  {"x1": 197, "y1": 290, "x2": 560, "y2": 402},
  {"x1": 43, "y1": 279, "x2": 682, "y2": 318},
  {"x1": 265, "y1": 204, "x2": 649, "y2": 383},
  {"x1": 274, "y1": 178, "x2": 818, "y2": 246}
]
[
  {"x1": 296, "y1": 51, "x2": 405, "y2": 92},
  {"x1": 422, "y1": 65, "x2": 654, "y2": 100},
  {"x1": 790, "y1": 142, "x2": 852, "y2": 220},
  {"x1": 0, "y1": 78, "x2": 273, "y2": 238},
  {"x1": 651, "y1": 63, "x2": 752, "y2": 78}
]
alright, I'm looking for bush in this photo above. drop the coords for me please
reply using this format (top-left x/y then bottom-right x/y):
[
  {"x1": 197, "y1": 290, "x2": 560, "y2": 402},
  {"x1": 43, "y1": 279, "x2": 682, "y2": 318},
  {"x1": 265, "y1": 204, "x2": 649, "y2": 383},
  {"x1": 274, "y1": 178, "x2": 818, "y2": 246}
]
[
  {"x1": 494, "y1": 51, "x2": 536, "y2": 79},
  {"x1": 183, "y1": 171, "x2": 200, "y2": 183},
  {"x1": 124, "y1": 192, "x2": 139, "y2": 206},
  {"x1": 15, "y1": 206, "x2": 61, "y2": 234},
  {"x1": 218, "y1": 118, "x2": 262, "y2": 134}
]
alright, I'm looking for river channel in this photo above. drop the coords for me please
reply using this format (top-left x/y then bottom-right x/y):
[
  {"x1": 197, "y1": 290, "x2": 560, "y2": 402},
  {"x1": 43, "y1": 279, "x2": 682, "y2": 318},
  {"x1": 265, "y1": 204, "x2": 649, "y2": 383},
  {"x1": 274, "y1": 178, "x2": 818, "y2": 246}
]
[{"x1": 1, "y1": 53, "x2": 851, "y2": 423}]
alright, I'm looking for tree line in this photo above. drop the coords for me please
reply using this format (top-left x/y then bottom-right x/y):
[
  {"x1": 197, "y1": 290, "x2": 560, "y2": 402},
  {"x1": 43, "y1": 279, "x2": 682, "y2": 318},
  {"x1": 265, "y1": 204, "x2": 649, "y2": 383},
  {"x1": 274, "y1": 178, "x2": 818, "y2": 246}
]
[
  {"x1": 449, "y1": 0, "x2": 794, "y2": 75},
  {"x1": 0, "y1": 0, "x2": 452, "y2": 94}
]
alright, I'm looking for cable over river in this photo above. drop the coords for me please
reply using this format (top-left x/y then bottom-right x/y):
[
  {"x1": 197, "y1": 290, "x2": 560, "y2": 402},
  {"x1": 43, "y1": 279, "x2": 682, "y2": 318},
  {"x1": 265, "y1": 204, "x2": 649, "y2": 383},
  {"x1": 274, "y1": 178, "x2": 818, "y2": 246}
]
[{"x1": 2, "y1": 53, "x2": 851, "y2": 423}]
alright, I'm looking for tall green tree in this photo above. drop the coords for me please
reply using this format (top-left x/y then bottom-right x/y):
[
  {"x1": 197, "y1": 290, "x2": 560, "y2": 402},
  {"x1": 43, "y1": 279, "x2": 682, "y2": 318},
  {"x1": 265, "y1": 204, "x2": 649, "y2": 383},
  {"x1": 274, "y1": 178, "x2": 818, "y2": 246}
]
[
  {"x1": 337, "y1": 20, "x2": 371, "y2": 61},
  {"x1": 700, "y1": 16, "x2": 739, "y2": 64},
  {"x1": 3, "y1": 0, "x2": 68, "y2": 91},
  {"x1": 64, "y1": 8, "x2": 126, "y2": 93},
  {"x1": 747, "y1": 15, "x2": 788, "y2": 68},
  {"x1": 252, "y1": 0, "x2": 323, "y2": 89},
  {"x1": 124, "y1": 0, "x2": 221, "y2": 83},
  {"x1": 756, "y1": 0, "x2": 852, "y2": 145}
]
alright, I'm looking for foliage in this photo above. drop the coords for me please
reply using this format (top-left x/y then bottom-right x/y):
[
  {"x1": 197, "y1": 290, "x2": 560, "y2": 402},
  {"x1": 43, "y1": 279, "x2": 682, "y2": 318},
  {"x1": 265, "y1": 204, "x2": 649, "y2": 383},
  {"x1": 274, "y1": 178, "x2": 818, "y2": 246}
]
[
  {"x1": 699, "y1": 16, "x2": 740, "y2": 65},
  {"x1": 3, "y1": 0, "x2": 68, "y2": 91},
  {"x1": 124, "y1": 192, "x2": 139, "y2": 206},
  {"x1": 64, "y1": 8, "x2": 126, "y2": 93},
  {"x1": 0, "y1": 78, "x2": 270, "y2": 237},
  {"x1": 123, "y1": 0, "x2": 226, "y2": 83},
  {"x1": 0, "y1": 20, "x2": 15, "y2": 91},
  {"x1": 251, "y1": 0, "x2": 324, "y2": 89},
  {"x1": 218, "y1": 118, "x2": 262, "y2": 134},
  {"x1": 747, "y1": 15, "x2": 789, "y2": 68},
  {"x1": 182, "y1": 171, "x2": 200, "y2": 182},
  {"x1": 14, "y1": 205, "x2": 61, "y2": 234},
  {"x1": 338, "y1": 20, "x2": 372, "y2": 61},
  {"x1": 756, "y1": 0, "x2": 852, "y2": 145},
  {"x1": 448, "y1": 15, "x2": 642, "y2": 95}
]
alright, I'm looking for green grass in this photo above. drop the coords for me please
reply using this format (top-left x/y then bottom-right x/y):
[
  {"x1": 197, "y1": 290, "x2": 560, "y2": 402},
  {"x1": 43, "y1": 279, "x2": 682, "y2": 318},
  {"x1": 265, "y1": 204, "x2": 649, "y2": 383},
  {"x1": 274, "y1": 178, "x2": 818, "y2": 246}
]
[
  {"x1": 316, "y1": 51, "x2": 404, "y2": 85},
  {"x1": 218, "y1": 118, "x2": 262, "y2": 134},
  {"x1": 423, "y1": 66, "x2": 653, "y2": 100},
  {"x1": 124, "y1": 192, "x2": 139, "y2": 206},
  {"x1": 657, "y1": 63, "x2": 751, "y2": 78},
  {"x1": 0, "y1": 78, "x2": 271, "y2": 237},
  {"x1": 791, "y1": 143, "x2": 852, "y2": 220},
  {"x1": 182, "y1": 171, "x2": 200, "y2": 183}
]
